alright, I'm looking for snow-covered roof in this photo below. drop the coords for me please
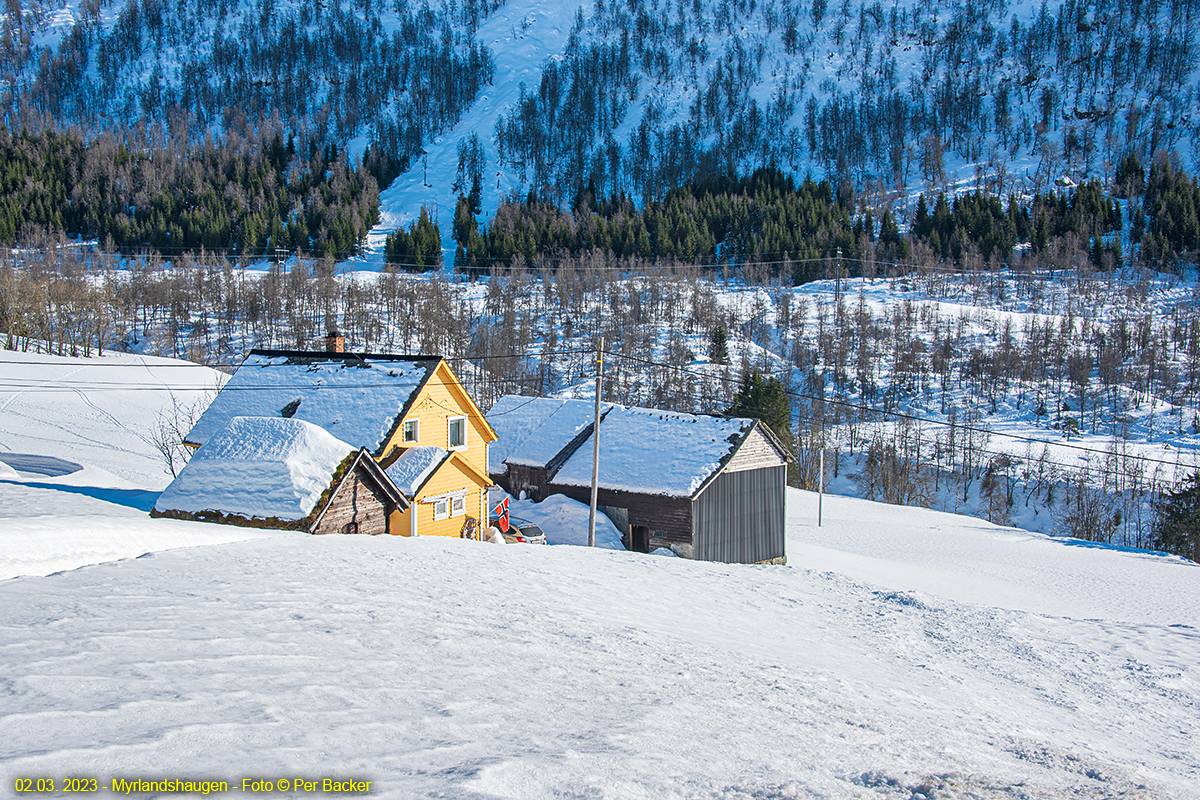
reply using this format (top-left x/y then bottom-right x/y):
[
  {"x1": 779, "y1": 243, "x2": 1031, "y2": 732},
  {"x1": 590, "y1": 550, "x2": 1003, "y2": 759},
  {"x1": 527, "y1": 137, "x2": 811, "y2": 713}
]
[
  {"x1": 385, "y1": 446, "x2": 449, "y2": 498},
  {"x1": 486, "y1": 395, "x2": 610, "y2": 474},
  {"x1": 551, "y1": 407, "x2": 755, "y2": 498},
  {"x1": 155, "y1": 416, "x2": 356, "y2": 522},
  {"x1": 185, "y1": 351, "x2": 438, "y2": 454}
]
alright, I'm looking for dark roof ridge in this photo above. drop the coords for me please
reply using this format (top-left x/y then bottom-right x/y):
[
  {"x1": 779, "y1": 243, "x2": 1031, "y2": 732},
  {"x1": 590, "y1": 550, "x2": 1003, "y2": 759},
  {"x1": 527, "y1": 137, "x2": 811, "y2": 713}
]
[
  {"x1": 248, "y1": 348, "x2": 444, "y2": 362},
  {"x1": 545, "y1": 405, "x2": 616, "y2": 479}
]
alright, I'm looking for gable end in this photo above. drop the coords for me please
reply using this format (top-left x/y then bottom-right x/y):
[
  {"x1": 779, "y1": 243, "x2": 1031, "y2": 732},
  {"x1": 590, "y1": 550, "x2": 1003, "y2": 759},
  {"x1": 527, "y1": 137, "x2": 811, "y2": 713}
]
[{"x1": 724, "y1": 425, "x2": 790, "y2": 473}]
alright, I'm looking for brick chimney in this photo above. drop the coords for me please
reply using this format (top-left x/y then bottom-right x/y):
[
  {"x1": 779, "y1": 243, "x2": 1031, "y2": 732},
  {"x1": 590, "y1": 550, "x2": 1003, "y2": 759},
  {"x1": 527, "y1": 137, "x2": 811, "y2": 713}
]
[{"x1": 325, "y1": 330, "x2": 345, "y2": 353}]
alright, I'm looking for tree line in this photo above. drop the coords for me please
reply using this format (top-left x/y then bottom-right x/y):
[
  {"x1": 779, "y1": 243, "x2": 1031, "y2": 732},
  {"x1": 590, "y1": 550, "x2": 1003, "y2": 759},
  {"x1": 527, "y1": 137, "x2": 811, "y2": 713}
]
[
  {"x1": 451, "y1": 160, "x2": 1197, "y2": 276},
  {"x1": 455, "y1": 169, "x2": 859, "y2": 274},
  {"x1": 0, "y1": 124, "x2": 378, "y2": 257}
]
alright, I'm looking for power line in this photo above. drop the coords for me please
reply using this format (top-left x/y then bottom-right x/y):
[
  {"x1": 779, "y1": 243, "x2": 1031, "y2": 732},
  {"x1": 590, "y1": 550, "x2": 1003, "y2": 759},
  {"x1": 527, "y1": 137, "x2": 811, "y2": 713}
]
[
  {"x1": 0, "y1": 382, "x2": 547, "y2": 396},
  {"x1": 604, "y1": 350, "x2": 1199, "y2": 471}
]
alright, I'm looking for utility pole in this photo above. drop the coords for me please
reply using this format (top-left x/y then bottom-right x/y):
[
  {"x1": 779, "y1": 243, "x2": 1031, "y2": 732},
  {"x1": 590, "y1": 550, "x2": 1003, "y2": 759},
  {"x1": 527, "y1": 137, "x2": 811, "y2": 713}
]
[
  {"x1": 588, "y1": 336, "x2": 604, "y2": 548},
  {"x1": 818, "y1": 448, "x2": 824, "y2": 527},
  {"x1": 835, "y1": 246, "x2": 842, "y2": 304}
]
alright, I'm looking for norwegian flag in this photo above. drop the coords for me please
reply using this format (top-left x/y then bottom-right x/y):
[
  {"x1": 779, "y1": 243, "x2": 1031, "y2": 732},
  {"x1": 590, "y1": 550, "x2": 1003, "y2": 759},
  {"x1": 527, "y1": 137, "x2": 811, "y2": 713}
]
[{"x1": 492, "y1": 496, "x2": 510, "y2": 532}]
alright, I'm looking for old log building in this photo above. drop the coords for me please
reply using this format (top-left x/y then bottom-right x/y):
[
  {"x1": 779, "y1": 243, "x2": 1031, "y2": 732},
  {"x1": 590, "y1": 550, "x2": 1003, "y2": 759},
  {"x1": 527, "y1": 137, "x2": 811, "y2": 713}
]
[{"x1": 153, "y1": 416, "x2": 408, "y2": 534}]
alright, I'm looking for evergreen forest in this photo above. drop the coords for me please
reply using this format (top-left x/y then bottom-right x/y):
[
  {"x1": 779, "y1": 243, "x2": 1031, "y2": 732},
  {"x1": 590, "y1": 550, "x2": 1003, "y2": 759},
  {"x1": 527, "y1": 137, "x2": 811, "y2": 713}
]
[{"x1": 0, "y1": 125, "x2": 379, "y2": 257}]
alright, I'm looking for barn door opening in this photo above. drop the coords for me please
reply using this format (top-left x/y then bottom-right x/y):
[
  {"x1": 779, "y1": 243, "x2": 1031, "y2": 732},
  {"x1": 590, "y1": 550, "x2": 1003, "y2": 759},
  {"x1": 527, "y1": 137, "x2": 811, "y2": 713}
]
[{"x1": 631, "y1": 525, "x2": 650, "y2": 553}]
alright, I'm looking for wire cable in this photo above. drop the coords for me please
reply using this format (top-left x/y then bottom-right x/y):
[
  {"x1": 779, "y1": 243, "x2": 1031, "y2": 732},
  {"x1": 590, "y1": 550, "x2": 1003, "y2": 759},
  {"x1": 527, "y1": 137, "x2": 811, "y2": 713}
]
[{"x1": 603, "y1": 349, "x2": 1200, "y2": 471}]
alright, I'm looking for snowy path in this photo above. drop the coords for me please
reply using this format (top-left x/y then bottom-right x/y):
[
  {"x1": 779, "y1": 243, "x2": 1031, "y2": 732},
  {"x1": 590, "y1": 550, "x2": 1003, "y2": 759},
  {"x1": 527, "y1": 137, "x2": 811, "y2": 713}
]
[
  {"x1": 360, "y1": 0, "x2": 587, "y2": 267},
  {"x1": 2, "y1": 525, "x2": 1197, "y2": 799}
]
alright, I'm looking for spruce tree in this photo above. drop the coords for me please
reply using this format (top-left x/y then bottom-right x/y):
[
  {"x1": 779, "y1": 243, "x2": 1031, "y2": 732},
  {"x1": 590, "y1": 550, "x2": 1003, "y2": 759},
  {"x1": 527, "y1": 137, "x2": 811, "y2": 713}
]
[
  {"x1": 728, "y1": 368, "x2": 794, "y2": 455},
  {"x1": 708, "y1": 325, "x2": 729, "y2": 365},
  {"x1": 1154, "y1": 472, "x2": 1200, "y2": 563}
]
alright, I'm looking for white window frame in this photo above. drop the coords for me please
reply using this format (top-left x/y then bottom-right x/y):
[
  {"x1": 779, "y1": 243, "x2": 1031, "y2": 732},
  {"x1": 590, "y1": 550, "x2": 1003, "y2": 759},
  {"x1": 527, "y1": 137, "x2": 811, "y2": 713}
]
[
  {"x1": 447, "y1": 415, "x2": 468, "y2": 450},
  {"x1": 425, "y1": 489, "x2": 469, "y2": 523},
  {"x1": 402, "y1": 418, "x2": 420, "y2": 443}
]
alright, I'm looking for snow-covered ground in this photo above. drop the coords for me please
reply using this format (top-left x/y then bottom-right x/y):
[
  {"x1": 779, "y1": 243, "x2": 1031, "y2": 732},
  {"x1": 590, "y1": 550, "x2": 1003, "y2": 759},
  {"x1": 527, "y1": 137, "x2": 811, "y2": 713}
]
[
  {"x1": 1, "y1": 351, "x2": 1199, "y2": 798},
  {"x1": 0, "y1": 350, "x2": 227, "y2": 487},
  {"x1": 0, "y1": 351, "x2": 267, "y2": 580},
  {"x1": 505, "y1": 491, "x2": 626, "y2": 550}
]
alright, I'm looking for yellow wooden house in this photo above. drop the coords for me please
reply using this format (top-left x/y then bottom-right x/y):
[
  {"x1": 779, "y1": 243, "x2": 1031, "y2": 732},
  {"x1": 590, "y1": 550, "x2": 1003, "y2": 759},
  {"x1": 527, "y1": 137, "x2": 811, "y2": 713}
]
[{"x1": 183, "y1": 347, "x2": 497, "y2": 538}]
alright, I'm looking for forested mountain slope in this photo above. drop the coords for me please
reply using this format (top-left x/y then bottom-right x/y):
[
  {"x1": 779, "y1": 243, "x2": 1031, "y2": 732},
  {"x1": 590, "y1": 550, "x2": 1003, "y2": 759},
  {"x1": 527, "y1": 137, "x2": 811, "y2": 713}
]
[
  {"x1": 2, "y1": 0, "x2": 1197, "y2": 260},
  {"x1": 380, "y1": 0, "x2": 1200, "y2": 258},
  {"x1": 3, "y1": 0, "x2": 496, "y2": 173}
]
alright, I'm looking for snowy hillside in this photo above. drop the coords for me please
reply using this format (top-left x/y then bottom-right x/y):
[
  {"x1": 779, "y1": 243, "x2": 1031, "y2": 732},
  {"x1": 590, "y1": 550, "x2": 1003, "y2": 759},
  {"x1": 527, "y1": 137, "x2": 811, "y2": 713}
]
[
  {"x1": 371, "y1": 0, "x2": 1200, "y2": 261},
  {"x1": 0, "y1": 350, "x2": 227, "y2": 487},
  {"x1": 1, "y1": 349, "x2": 1199, "y2": 799},
  {"x1": 6, "y1": 0, "x2": 1198, "y2": 264},
  {"x1": 364, "y1": 0, "x2": 583, "y2": 266},
  {"x1": 0, "y1": 351, "x2": 271, "y2": 580}
]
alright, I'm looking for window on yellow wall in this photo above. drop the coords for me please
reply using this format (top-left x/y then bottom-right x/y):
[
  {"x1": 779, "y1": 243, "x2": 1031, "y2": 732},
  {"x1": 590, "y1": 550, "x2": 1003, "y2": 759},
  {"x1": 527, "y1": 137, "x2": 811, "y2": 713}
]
[
  {"x1": 451, "y1": 495, "x2": 465, "y2": 516},
  {"x1": 433, "y1": 498, "x2": 449, "y2": 520},
  {"x1": 448, "y1": 415, "x2": 467, "y2": 449},
  {"x1": 403, "y1": 418, "x2": 419, "y2": 443}
]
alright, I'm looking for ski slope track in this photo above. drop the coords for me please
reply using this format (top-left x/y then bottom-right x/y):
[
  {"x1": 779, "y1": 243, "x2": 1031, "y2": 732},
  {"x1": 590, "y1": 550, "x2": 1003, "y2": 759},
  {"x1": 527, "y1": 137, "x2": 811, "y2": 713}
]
[
  {"x1": 364, "y1": 0, "x2": 587, "y2": 268},
  {"x1": 1, "y1": 352, "x2": 1199, "y2": 798}
]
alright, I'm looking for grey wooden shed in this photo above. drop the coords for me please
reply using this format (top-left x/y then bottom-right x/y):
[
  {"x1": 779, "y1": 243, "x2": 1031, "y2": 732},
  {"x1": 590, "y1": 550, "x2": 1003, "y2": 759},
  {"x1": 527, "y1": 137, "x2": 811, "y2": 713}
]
[{"x1": 487, "y1": 397, "x2": 789, "y2": 564}]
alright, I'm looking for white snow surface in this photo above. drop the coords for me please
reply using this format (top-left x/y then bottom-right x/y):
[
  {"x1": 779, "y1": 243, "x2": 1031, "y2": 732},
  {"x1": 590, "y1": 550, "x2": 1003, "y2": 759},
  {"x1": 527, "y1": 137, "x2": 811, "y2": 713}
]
[
  {"x1": 486, "y1": 395, "x2": 571, "y2": 472},
  {"x1": 185, "y1": 353, "x2": 434, "y2": 453},
  {"x1": 0, "y1": 351, "x2": 274, "y2": 579},
  {"x1": 507, "y1": 492, "x2": 626, "y2": 550},
  {"x1": 553, "y1": 405, "x2": 754, "y2": 497},
  {"x1": 0, "y1": 350, "x2": 227, "y2": 487},
  {"x1": 2, "y1": 349, "x2": 1200, "y2": 798},
  {"x1": 154, "y1": 417, "x2": 356, "y2": 522},
  {"x1": 385, "y1": 446, "x2": 449, "y2": 498},
  {"x1": 0, "y1": 512, "x2": 277, "y2": 582},
  {"x1": 486, "y1": 395, "x2": 610, "y2": 473},
  {"x1": 2, "y1": 494, "x2": 1198, "y2": 799}
]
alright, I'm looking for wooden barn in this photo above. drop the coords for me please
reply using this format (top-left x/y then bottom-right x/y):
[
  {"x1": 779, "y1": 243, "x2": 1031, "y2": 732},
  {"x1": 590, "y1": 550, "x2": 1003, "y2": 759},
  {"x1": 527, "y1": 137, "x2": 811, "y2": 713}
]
[
  {"x1": 486, "y1": 396, "x2": 611, "y2": 502},
  {"x1": 487, "y1": 397, "x2": 790, "y2": 564},
  {"x1": 182, "y1": 345, "x2": 497, "y2": 538},
  {"x1": 153, "y1": 416, "x2": 408, "y2": 534}
]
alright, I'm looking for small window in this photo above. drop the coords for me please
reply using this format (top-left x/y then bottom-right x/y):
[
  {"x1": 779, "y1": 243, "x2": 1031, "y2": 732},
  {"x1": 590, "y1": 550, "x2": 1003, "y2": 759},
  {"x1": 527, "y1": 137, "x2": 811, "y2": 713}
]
[
  {"x1": 447, "y1": 416, "x2": 467, "y2": 449},
  {"x1": 403, "y1": 418, "x2": 419, "y2": 443},
  {"x1": 433, "y1": 498, "x2": 449, "y2": 520},
  {"x1": 451, "y1": 495, "x2": 466, "y2": 516}
]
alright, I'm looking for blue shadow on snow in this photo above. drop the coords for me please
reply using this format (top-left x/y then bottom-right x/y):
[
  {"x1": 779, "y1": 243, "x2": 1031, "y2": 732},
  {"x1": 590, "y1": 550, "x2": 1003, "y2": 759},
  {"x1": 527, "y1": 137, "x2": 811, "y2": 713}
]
[
  {"x1": 0, "y1": 479, "x2": 161, "y2": 512},
  {"x1": 1053, "y1": 535, "x2": 1196, "y2": 564}
]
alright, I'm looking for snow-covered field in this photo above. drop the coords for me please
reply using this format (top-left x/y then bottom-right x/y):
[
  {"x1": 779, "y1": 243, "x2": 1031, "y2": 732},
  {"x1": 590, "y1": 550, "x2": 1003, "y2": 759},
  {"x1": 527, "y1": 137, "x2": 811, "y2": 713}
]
[
  {"x1": 0, "y1": 351, "x2": 267, "y2": 580},
  {"x1": 1, "y1": 351, "x2": 1198, "y2": 799}
]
